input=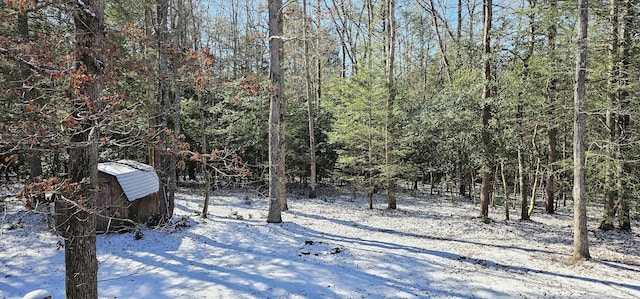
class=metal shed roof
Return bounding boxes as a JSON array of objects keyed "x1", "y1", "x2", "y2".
[{"x1": 98, "y1": 160, "x2": 159, "y2": 202}]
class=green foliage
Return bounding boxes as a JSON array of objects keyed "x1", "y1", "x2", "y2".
[
  {"x1": 285, "y1": 98, "x2": 337, "y2": 182},
  {"x1": 325, "y1": 65, "x2": 387, "y2": 189}
]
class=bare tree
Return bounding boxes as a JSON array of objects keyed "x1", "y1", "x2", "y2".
[
  {"x1": 615, "y1": 0, "x2": 632, "y2": 231},
  {"x1": 479, "y1": 0, "x2": 492, "y2": 220},
  {"x1": 601, "y1": 0, "x2": 619, "y2": 230},
  {"x1": 153, "y1": 0, "x2": 176, "y2": 221},
  {"x1": 573, "y1": 0, "x2": 590, "y2": 261},
  {"x1": 267, "y1": 0, "x2": 285, "y2": 223},
  {"x1": 303, "y1": 0, "x2": 318, "y2": 199},
  {"x1": 385, "y1": 0, "x2": 397, "y2": 209},
  {"x1": 545, "y1": 0, "x2": 558, "y2": 215}
]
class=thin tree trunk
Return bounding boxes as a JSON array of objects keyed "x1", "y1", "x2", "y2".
[
  {"x1": 155, "y1": 0, "x2": 175, "y2": 221},
  {"x1": 545, "y1": 0, "x2": 559, "y2": 214},
  {"x1": 512, "y1": 168, "x2": 518, "y2": 209},
  {"x1": 385, "y1": 0, "x2": 397, "y2": 209},
  {"x1": 315, "y1": 0, "x2": 322, "y2": 102},
  {"x1": 479, "y1": 0, "x2": 492, "y2": 220},
  {"x1": 545, "y1": 126, "x2": 557, "y2": 214},
  {"x1": 199, "y1": 91, "x2": 211, "y2": 218},
  {"x1": 267, "y1": 0, "x2": 285, "y2": 223},
  {"x1": 616, "y1": 0, "x2": 631, "y2": 231},
  {"x1": 170, "y1": 0, "x2": 183, "y2": 203},
  {"x1": 528, "y1": 157, "x2": 540, "y2": 217},
  {"x1": 518, "y1": 148, "x2": 529, "y2": 220},
  {"x1": 368, "y1": 105, "x2": 374, "y2": 210},
  {"x1": 500, "y1": 161, "x2": 509, "y2": 220},
  {"x1": 425, "y1": 0, "x2": 452, "y2": 83},
  {"x1": 303, "y1": 0, "x2": 317, "y2": 199},
  {"x1": 573, "y1": 0, "x2": 590, "y2": 261},
  {"x1": 457, "y1": 0, "x2": 462, "y2": 60},
  {"x1": 600, "y1": 0, "x2": 619, "y2": 231}
]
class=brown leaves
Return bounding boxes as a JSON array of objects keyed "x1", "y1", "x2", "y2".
[
  {"x1": 210, "y1": 149, "x2": 219, "y2": 161},
  {"x1": 50, "y1": 71, "x2": 65, "y2": 82},
  {"x1": 18, "y1": 176, "x2": 61, "y2": 205},
  {"x1": 60, "y1": 115, "x2": 78, "y2": 128},
  {"x1": 240, "y1": 76, "x2": 261, "y2": 95},
  {"x1": 196, "y1": 76, "x2": 205, "y2": 90},
  {"x1": 4, "y1": 0, "x2": 36, "y2": 14},
  {"x1": 25, "y1": 103, "x2": 37, "y2": 112},
  {"x1": 190, "y1": 152, "x2": 202, "y2": 161},
  {"x1": 4, "y1": 154, "x2": 18, "y2": 164}
]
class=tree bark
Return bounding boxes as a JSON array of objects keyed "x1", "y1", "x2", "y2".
[
  {"x1": 545, "y1": 0, "x2": 558, "y2": 215},
  {"x1": 518, "y1": 148, "x2": 529, "y2": 220},
  {"x1": 385, "y1": 0, "x2": 397, "y2": 209},
  {"x1": 600, "y1": 0, "x2": 619, "y2": 230},
  {"x1": 199, "y1": 92, "x2": 211, "y2": 218},
  {"x1": 155, "y1": 0, "x2": 175, "y2": 221},
  {"x1": 479, "y1": 0, "x2": 492, "y2": 219},
  {"x1": 57, "y1": 0, "x2": 105, "y2": 297},
  {"x1": 425, "y1": 0, "x2": 452, "y2": 83},
  {"x1": 573, "y1": 0, "x2": 590, "y2": 261},
  {"x1": 267, "y1": 0, "x2": 285, "y2": 223},
  {"x1": 615, "y1": 0, "x2": 631, "y2": 231},
  {"x1": 500, "y1": 161, "x2": 509, "y2": 220},
  {"x1": 303, "y1": 0, "x2": 317, "y2": 199}
]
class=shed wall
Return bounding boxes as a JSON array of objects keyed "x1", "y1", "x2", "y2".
[{"x1": 96, "y1": 172, "x2": 158, "y2": 233}]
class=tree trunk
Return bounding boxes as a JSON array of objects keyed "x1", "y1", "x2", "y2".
[
  {"x1": 479, "y1": 0, "x2": 492, "y2": 220},
  {"x1": 385, "y1": 0, "x2": 397, "y2": 210},
  {"x1": 527, "y1": 157, "x2": 540, "y2": 217},
  {"x1": 615, "y1": 0, "x2": 631, "y2": 231},
  {"x1": 58, "y1": 0, "x2": 105, "y2": 296},
  {"x1": 303, "y1": 0, "x2": 317, "y2": 199},
  {"x1": 267, "y1": 0, "x2": 285, "y2": 223},
  {"x1": 155, "y1": 0, "x2": 175, "y2": 221},
  {"x1": 199, "y1": 92, "x2": 211, "y2": 218},
  {"x1": 500, "y1": 161, "x2": 509, "y2": 220},
  {"x1": 600, "y1": 0, "x2": 619, "y2": 231},
  {"x1": 426, "y1": 0, "x2": 452, "y2": 84},
  {"x1": 545, "y1": 126, "x2": 557, "y2": 214},
  {"x1": 456, "y1": 0, "x2": 462, "y2": 59},
  {"x1": 545, "y1": 0, "x2": 558, "y2": 215},
  {"x1": 17, "y1": 10, "x2": 44, "y2": 186},
  {"x1": 573, "y1": 0, "x2": 590, "y2": 261},
  {"x1": 518, "y1": 148, "x2": 529, "y2": 220},
  {"x1": 316, "y1": 0, "x2": 322, "y2": 102}
]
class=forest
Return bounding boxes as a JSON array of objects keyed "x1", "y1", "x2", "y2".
[{"x1": 0, "y1": 0, "x2": 639, "y2": 298}]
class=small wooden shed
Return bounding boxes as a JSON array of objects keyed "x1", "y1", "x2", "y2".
[{"x1": 96, "y1": 160, "x2": 159, "y2": 233}]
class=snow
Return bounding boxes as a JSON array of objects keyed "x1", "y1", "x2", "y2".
[
  {"x1": 98, "y1": 160, "x2": 159, "y2": 202},
  {"x1": 1, "y1": 185, "x2": 639, "y2": 299}
]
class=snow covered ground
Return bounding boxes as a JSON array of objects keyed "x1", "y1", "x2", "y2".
[{"x1": 1, "y1": 185, "x2": 639, "y2": 299}]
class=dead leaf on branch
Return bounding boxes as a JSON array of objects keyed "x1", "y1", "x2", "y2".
[
  {"x1": 189, "y1": 152, "x2": 200, "y2": 160},
  {"x1": 50, "y1": 71, "x2": 65, "y2": 82},
  {"x1": 25, "y1": 103, "x2": 37, "y2": 112},
  {"x1": 4, "y1": 154, "x2": 18, "y2": 163},
  {"x1": 61, "y1": 115, "x2": 78, "y2": 128}
]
